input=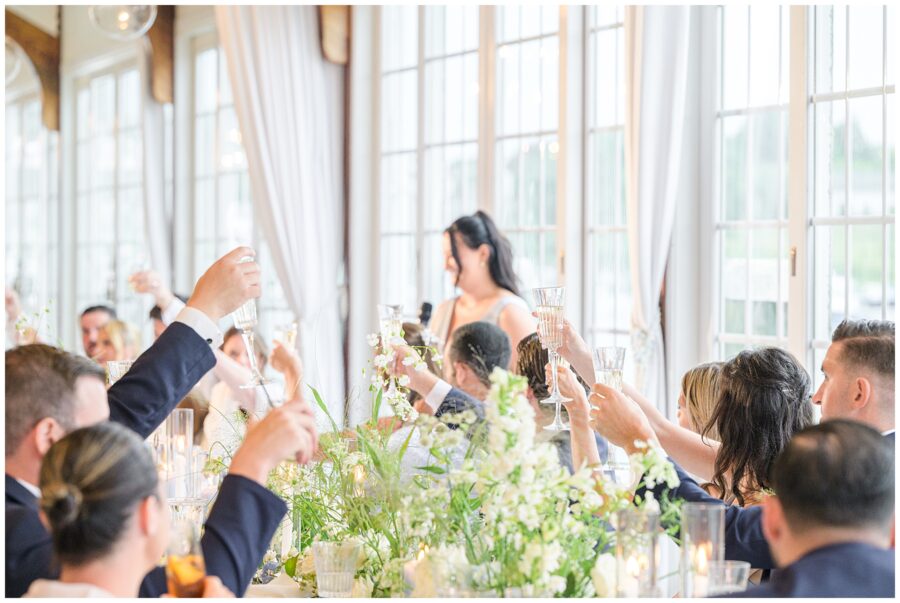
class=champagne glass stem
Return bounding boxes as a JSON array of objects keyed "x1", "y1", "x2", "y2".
[
  {"x1": 553, "y1": 399, "x2": 563, "y2": 429},
  {"x1": 550, "y1": 350, "x2": 562, "y2": 398},
  {"x1": 241, "y1": 330, "x2": 263, "y2": 382}
]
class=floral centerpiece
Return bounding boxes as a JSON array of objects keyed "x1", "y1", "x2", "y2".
[{"x1": 207, "y1": 341, "x2": 682, "y2": 597}]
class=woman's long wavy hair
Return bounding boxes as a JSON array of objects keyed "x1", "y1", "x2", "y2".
[
  {"x1": 705, "y1": 347, "x2": 814, "y2": 506},
  {"x1": 446, "y1": 211, "x2": 521, "y2": 296}
]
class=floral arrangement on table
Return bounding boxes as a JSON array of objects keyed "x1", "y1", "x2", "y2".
[{"x1": 207, "y1": 337, "x2": 682, "y2": 597}]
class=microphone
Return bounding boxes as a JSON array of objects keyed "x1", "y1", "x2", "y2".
[{"x1": 419, "y1": 302, "x2": 433, "y2": 327}]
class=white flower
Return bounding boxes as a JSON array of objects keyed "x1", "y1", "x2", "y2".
[
  {"x1": 398, "y1": 375, "x2": 410, "y2": 387},
  {"x1": 366, "y1": 333, "x2": 380, "y2": 347},
  {"x1": 414, "y1": 360, "x2": 427, "y2": 373},
  {"x1": 432, "y1": 353, "x2": 443, "y2": 363},
  {"x1": 373, "y1": 354, "x2": 390, "y2": 369},
  {"x1": 402, "y1": 355, "x2": 416, "y2": 366}
]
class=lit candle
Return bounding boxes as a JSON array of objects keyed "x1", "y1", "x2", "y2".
[
  {"x1": 620, "y1": 554, "x2": 641, "y2": 598},
  {"x1": 691, "y1": 542, "x2": 711, "y2": 597},
  {"x1": 351, "y1": 464, "x2": 367, "y2": 497}
]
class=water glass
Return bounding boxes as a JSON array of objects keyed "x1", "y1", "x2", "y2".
[
  {"x1": 681, "y1": 502, "x2": 725, "y2": 597},
  {"x1": 166, "y1": 517, "x2": 206, "y2": 597},
  {"x1": 164, "y1": 409, "x2": 194, "y2": 501},
  {"x1": 593, "y1": 346, "x2": 626, "y2": 390},
  {"x1": 614, "y1": 507, "x2": 661, "y2": 597},
  {"x1": 313, "y1": 540, "x2": 361, "y2": 598},
  {"x1": 707, "y1": 561, "x2": 751, "y2": 595},
  {"x1": 106, "y1": 360, "x2": 134, "y2": 385}
]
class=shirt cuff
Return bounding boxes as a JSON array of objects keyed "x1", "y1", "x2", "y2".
[
  {"x1": 424, "y1": 379, "x2": 453, "y2": 412},
  {"x1": 175, "y1": 306, "x2": 223, "y2": 348},
  {"x1": 161, "y1": 297, "x2": 187, "y2": 326}
]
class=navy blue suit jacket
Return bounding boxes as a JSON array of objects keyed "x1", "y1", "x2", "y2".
[
  {"x1": 728, "y1": 542, "x2": 894, "y2": 598},
  {"x1": 6, "y1": 321, "x2": 287, "y2": 597}
]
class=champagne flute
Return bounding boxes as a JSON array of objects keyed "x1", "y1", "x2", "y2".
[
  {"x1": 231, "y1": 298, "x2": 271, "y2": 389},
  {"x1": 377, "y1": 304, "x2": 403, "y2": 398},
  {"x1": 593, "y1": 346, "x2": 633, "y2": 483},
  {"x1": 273, "y1": 321, "x2": 299, "y2": 350},
  {"x1": 533, "y1": 287, "x2": 570, "y2": 432},
  {"x1": 166, "y1": 517, "x2": 206, "y2": 597}
]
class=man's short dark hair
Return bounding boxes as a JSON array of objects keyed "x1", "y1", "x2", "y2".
[
  {"x1": 771, "y1": 419, "x2": 894, "y2": 533},
  {"x1": 80, "y1": 305, "x2": 117, "y2": 320},
  {"x1": 5, "y1": 345, "x2": 79, "y2": 456},
  {"x1": 449, "y1": 321, "x2": 511, "y2": 387},
  {"x1": 831, "y1": 319, "x2": 894, "y2": 380}
]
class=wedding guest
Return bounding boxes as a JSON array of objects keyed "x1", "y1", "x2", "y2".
[
  {"x1": 730, "y1": 420, "x2": 894, "y2": 597},
  {"x1": 587, "y1": 319, "x2": 895, "y2": 571},
  {"x1": 812, "y1": 319, "x2": 895, "y2": 436},
  {"x1": 6, "y1": 247, "x2": 270, "y2": 597},
  {"x1": 391, "y1": 321, "x2": 512, "y2": 421},
  {"x1": 79, "y1": 304, "x2": 116, "y2": 360},
  {"x1": 429, "y1": 211, "x2": 534, "y2": 375},
  {"x1": 129, "y1": 268, "x2": 284, "y2": 413},
  {"x1": 94, "y1": 319, "x2": 142, "y2": 364},
  {"x1": 676, "y1": 363, "x2": 723, "y2": 439},
  {"x1": 515, "y1": 333, "x2": 609, "y2": 473},
  {"x1": 203, "y1": 328, "x2": 303, "y2": 455},
  {"x1": 24, "y1": 423, "x2": 233, "y2": 598},
  {"x1": 26, "y1": 397, "x2": 318, "y2": 598}
]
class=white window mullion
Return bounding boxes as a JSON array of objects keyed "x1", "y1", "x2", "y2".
[
  {"x1": 786, "y1": 6, "x2": 809, "y2": 366},
  {"x1": 478, "y1": 6, "x2": 495, "y2": 215}
]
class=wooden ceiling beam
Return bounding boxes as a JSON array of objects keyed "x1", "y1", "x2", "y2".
[{"x1": 6, "y1": 8, "x2": 60, "y2": 130}]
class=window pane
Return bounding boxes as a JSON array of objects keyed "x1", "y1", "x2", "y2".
[
  {"x1": 750, "y1": 111, "x2": 782, "y2": 220},
  {"x1": 722, "y1": 6, "x2": 749, "y2": 110},
  {"x1": 849, "y1": 224, "x2": 883, "y2": 320},
  {"x1": 721, "y1": 115, "x2": 747, "y2": 221},
  {"x1": 812, "y1": 100, "x2": 846, "y2": 217},
  {"x1": 721, "y1": 229, "x2": 748, "y2": 334},
  {"x1": 814, "y1": 6, "x2": 847, "y2": 93},
  {"x1": 748, "y1": 6, "x2": 782, "y2": 107},
  {"x1": 424, "y1": 6, "x2": 478, "y2": 58},
  {"x1": 749, "y1": 228, "x2": 780, "y2": 336},
  {"x1": 379, "y1": 235, "x2": 417, "y2": 311},
  {"x1": 381, "y1": 70, "x2": 417, "y2": 152},
  {"x1": 847, "y1": 6, "x2": 883, "y2": 90},
  {"x1": 382, "y1": 6, "x2": 418, "y2": 72},
  {"x1": 195, "y1": 48, "x2": 217, "y2": 115},
  {"x1": 118, "y1": 69, "x2": 140, "y2": 129},
  {"x1": 848, "y1": 95, "x2": 883, "y2": 217},
  {"x1": 380, "y1": 153, "x2": 417, "y2": 234}
]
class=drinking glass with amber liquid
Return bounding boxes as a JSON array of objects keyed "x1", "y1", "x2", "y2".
[{"x1": 166, "y1": 518, "x2": 206, "y2": 598}]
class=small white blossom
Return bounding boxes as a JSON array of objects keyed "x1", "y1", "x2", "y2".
[
  {"x1": 402, "y1": 355, "x2": 416, "y2": 366},
  {"x1": 366, "y1": 333, "x2": 380, "y2": 347},
  {"x1": 398, "y1": 375, "x2": 410, "y2": 387},
  {"x1": 414, "y1": 360, "x2": 427, "y2": 373}
]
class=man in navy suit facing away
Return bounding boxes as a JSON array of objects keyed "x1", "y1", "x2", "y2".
[{"x1": 729, "y1": 419, "x2": 894, "y2": 598}]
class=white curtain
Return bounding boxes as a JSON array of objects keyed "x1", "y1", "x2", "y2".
[
  {"x1": 215, "y1": 6, "x2": 346, "y2": 429},
  {"x1": 139, "y1": 39, "x2": 172, "y2": 288},
  {"x1": 624, "y1": 7, "x2": 692, "y2": 407}
]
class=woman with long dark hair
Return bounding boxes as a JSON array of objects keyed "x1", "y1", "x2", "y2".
[{"x1": 430, "y1": 210, "x2": 535, "y2": 373}]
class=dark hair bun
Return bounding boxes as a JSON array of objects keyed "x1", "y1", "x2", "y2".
[{"x1": 42, "y1": 482, "x2": 84, "y2": 528}]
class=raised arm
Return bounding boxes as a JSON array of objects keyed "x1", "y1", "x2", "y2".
[
  {"x1": 552, "y1": 363, "x2": 602, "y2": 470},
  {"x1": 621, "y1": 382, "x2": 720, "y2": 481},
  {"x1": 111, "y1": 247, "x2": 261, "y2": 438}
]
